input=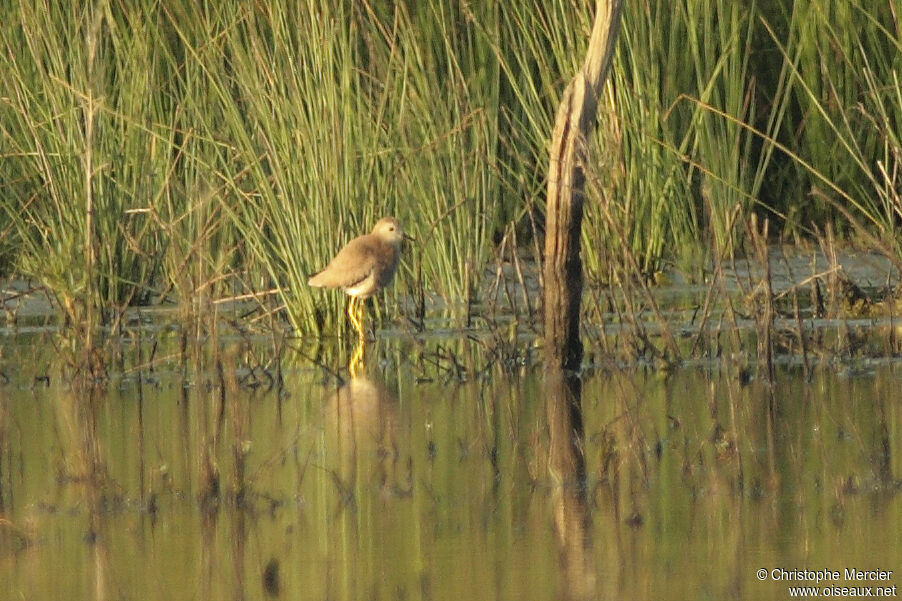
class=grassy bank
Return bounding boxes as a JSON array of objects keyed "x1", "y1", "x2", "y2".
[{"x1": 1, "y1": 0, "x2": 900, "y2": 338}]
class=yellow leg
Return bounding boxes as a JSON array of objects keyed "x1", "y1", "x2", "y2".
[
  {"x1": 356, "y1": 299, "x2": 365, "y2": 344},
  {"x1": 347, "y1": 297, "x2": 366, "y2": 377},
  {"x1": 346, "y1": 296, "x2": 356, "y2": 330},
  {"x1": 347, "y1": 297, "x2": 365, "y2": 343},
  {"x1": 349, "y1": 335, "x2": 365, "y2": 378}
]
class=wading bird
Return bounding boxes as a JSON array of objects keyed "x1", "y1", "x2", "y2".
[{"x1": 307, "y1": 216, "x2": 406, "y2": 345}]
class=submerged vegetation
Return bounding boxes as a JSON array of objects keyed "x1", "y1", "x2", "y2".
[{"x1": 1, "y1": 0, "x2": 901, "y2": 351}]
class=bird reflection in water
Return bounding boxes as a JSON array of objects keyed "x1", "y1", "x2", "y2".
[{"x1": 322, "y1": 375, "x2": 409, "y2": 505}]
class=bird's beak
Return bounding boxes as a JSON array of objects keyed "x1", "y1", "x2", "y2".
[{"x1": 403, "y1": 233, "x2": 416, "y2": 242}]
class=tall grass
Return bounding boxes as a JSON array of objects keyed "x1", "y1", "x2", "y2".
[
  {"x1": 587, "y1": 0, "x2": 700, "y2": 275},
  {"x1": 0, "y1": 0, "x2": 174, "y2": 326},
  {"x1": 1, "y1": 0, "x2": 900, "y2": 339},
  {"x1": 158, "y1": 1, "x2": 503, "y2": 334},
  {"x1": 767, "y1": 0, "x2": 902, "y2": 255}
]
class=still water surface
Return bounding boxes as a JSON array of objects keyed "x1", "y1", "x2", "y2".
[{"x1": 1, "y1": 334, "x2": 900, "y2": 600}]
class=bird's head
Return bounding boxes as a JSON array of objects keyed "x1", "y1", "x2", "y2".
[{"x1": 372, "y1": 216, "x2": 407, "y2": 246}]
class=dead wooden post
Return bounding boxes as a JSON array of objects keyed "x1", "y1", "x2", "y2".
[{"x1": 543, "y1": 0, "x2": 623, "y2": 371}]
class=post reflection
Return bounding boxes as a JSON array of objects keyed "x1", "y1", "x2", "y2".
[{"x1": 544, "y1": 367, "x2": 595, "y2": 601}]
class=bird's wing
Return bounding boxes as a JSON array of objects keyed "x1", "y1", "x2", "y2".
[{"x1": 307, "y1": 236, "x2": 378, "y2": 289}]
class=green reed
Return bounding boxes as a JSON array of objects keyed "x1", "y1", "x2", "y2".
[
  {"x1": 1, "y1": 0, "x2": 901, "y2": 339},
  {"x1": 0, "y1": 0, "x2": 174, "y2": 326},
  {"x1": 158, "y1": 1, "x2": 506, "y2": 333},
  {"x1": 767, "y1": 0, "x2": 902, "y2": 255}
]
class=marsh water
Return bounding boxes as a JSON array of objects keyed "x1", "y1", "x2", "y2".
[
  {"x1": 2, "y1": 248, "x2": 902, "y2": 601},
  {"x1": 2, "y1": 337, "x2": 901, "y2": 600}
]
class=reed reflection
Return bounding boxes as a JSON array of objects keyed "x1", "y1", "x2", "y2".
[
  {"x1": 200, "y1": 348, "x2": 253, "y2": 601},
  {"x1": 55, "y1": 386, "x2": 114, "y2": 601}
]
